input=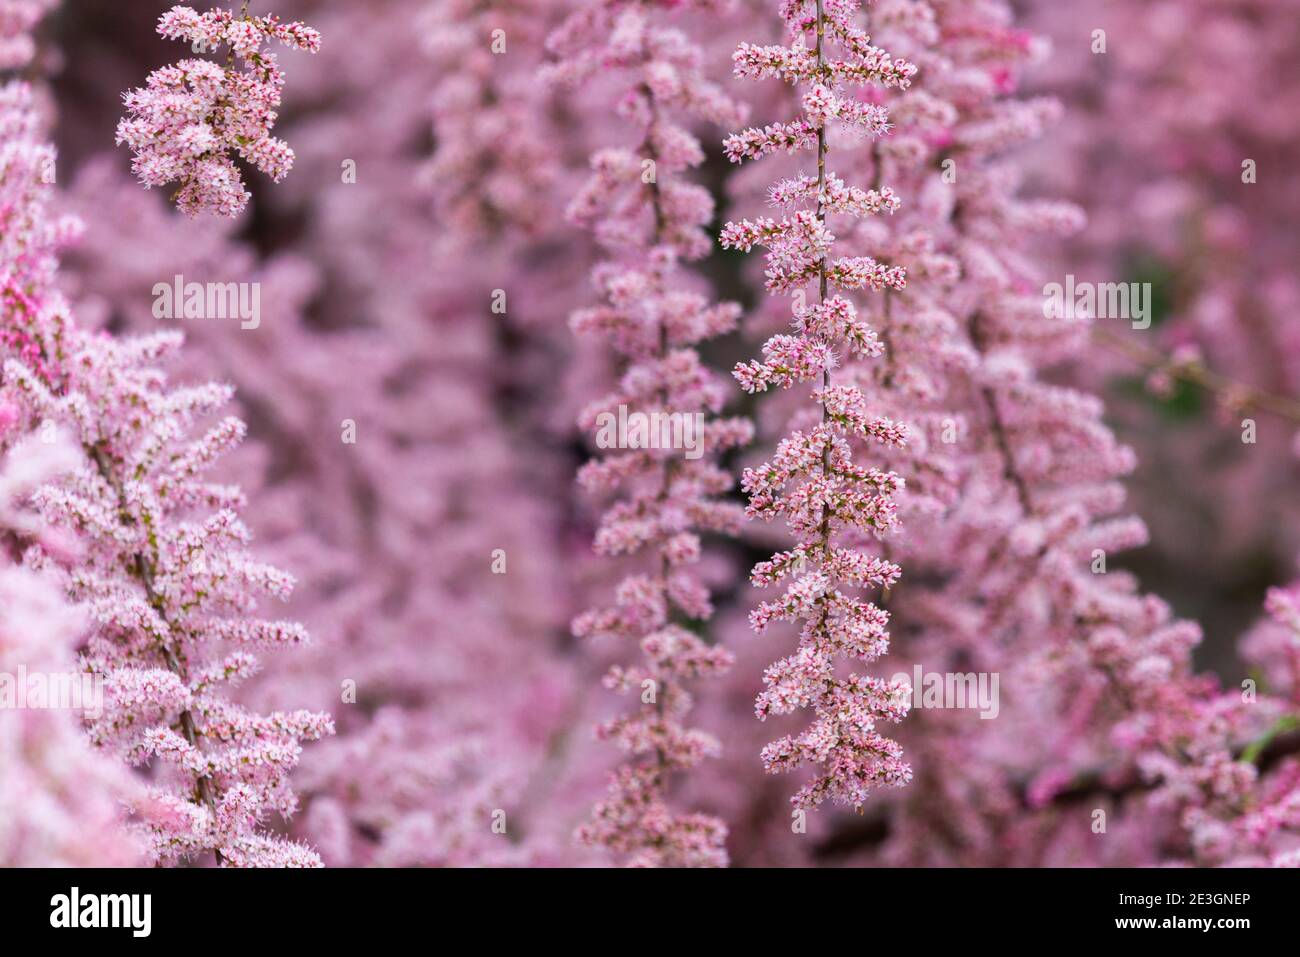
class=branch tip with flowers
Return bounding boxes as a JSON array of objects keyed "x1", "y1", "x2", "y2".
[
  {"x1": 115, "y1": 4, "x2": 320, "y2": 217},
  {"x1": 548, "y1": 0, "x2": 754, "y2": 866}
]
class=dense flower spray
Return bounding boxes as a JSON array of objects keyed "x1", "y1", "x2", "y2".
[
  {"x1": 548, "y1": 0, "x2": 754, "y2": 866},
  {"x1": 722, "y1": 0, "x2": 916, "y2": 811},
  {"x1": 115, "y1": 4, "x2": 320, "y2": 217},
  {"x1": 2, "y1": 79, "x2": 331, "y2": 867},
  {"x1": 769, "y1": 0, "x2": 1300, "y2": 868}
]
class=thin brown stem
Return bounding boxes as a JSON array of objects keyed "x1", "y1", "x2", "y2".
[
  {"x1": 814, "y1": 0, "x2": 832, "y2": 550},
  {"x1": 1093, "y1": 326, "x2": 1300, "y2": 424},
  {"x1": 969, "y1": 312, "x2": 1032, "y2": 514},
  {"x1": 640, "y1": 85, "x2": 675, "y2": 788}
]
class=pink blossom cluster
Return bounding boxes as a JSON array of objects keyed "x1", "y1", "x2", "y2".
[
  {"x1": 2, "y1": 78, "x2": 331, "y2": 867},
  {"x1": 722, "y1": 0, "x2": 916, "y2": 812},
  {"x1": 422, "y1": 0, "x2": 561, "y2": 238},
  {"x1": 115, "y1": 5, "x2": 320, "y2": 217},
  {"x1": 549, "y1": 0, "x2": 755, "y2": 866}
]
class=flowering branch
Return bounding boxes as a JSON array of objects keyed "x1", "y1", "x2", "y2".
[
  {"x1": 549, "y1": 0, "x2": 753, "y2": 866},
  {"x1": 116, "y1": 4, "x2": 320, "y2": 217},
  {"x1": 723, "y1": 0, "x2": 915, "y2": 812},
  {"x1": 1093, "y1": 326, "x2": 1300, "y2": 425},
  {"x1": 2, "y1": 79, "x2": 331, "y2": 867}
]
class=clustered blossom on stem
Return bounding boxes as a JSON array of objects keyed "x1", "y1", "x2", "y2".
[
  {"x1": 2, "y1": 79, "x2": 332, "y2": 867},
  {"x1": 547, "y1": 0, "x2": 753, "y2": 866},
  {"x1": 785, "y1": 0, "x2": 1300, "y2": 867},
  {"x1": 722, "y1": 0, "x2": 916, "y2": 811},
  {"x1": 115, "y1": 4, "x2": 320, "y2": 217}
]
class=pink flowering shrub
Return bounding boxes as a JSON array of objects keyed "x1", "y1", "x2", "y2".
[
  {"x1": 115, "y1": 5, "x2": 320, "y2": 217},
  {"x1": 2, "y1": 0, "x2": 1297, "y2": 871},
  {"x1": 11, "y1": 327, "x2": 336, "y2": 867}
]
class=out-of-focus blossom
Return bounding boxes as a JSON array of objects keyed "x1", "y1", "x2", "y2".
[
  {"x1": 550, "y1": 0, "x2": 754, "y2": 866},
  {"x1": 0, "y1": 433, "x2": 143, "y2": 868},
  {"x1": 0, "y1": 0, "x2": 55, "y2": 70}
]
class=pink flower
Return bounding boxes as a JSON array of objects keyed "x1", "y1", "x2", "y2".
[
  {"x1": 3, "y1": 78, "x2": 331, "y2": 867},
  {"x1": 115, "y1": 5, "x2": 320, "y2": 217},
  {"x1": 724, "y1": 0, "x2": 912, "y2": 812},
  {"x1": 550, "y1": 0, "x2": 752, "y2": 866}
]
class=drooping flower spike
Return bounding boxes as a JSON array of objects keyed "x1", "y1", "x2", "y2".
[
  {"x1": 723, "y1": 0, "x2": 916, "y2": 811},
  {"x1": 549, "y1": 0, "x2": 754, "y2": 866}
]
